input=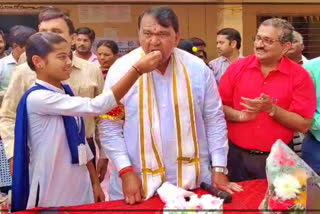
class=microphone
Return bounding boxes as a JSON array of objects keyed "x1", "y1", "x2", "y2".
[{"x1": 200, "y1": 182, "x2": 232, "y2": 203}]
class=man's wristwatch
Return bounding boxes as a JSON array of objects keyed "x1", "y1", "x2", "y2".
[{"x1": 212, "y1": 166, "x2": 228, "y2": 175}]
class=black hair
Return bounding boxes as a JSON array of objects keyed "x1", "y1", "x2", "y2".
[
  {"x1": 198, "y1": 49, "x2": 207, "y2": 59},
  {"x1": 190, "y1": 37, "x2": 206, "y2": 47},
  {"x1": 38, "y1": 7, "x2": 75, "y2": 35},
  {"x1": 38, "y1": 7, "x2": 62, "y2": 21},
  {"x1": 96, "y1": 40, "x2": 119, "y2": 55},
  {"x1": 7, "y1": 25, "x2": 36, "y2": 48},
  {"x1": 178, "y1": 39, "x2": 195, "y2": 54},
  {"x1": 0, "y1": 29, "x2": 4, "y2": 39},
  {"x1": 26, "y1": 32, "x2": 67, "y2": 71},
  {"x1": 75, "y1": 27, "x2": 95, "y2": 42},
  {"x1": 217, "y1": 28, "x2": 242, "y2": 50},
  {"x1": 138, "y1": 6, "x2": 179, "y2": 33}
]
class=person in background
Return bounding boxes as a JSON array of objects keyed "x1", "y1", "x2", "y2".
[
  {"x1": 286, "y1": 31, "x2": 308, "y2": 65},
  {"x1": 190, "y1": 37, "x2": 209, "y2": 64},
  {"x1": 96, "y1": 40, "x2": 120, "y2": 79},
  {"x1": 0, "y1": 25, "x2": 36, "y2": 104},
  {"x1": 190, "y1": 37, "x2": 206, "y2": 51},
  {"x1": 285, "y1": 31, "x2": 308, "y2": 155},
  {"x1": 301, "y1": 50, "x2": 320, "y2": 174},
  {"x1": 177, "y1": 39, "x2": 196, "y2": 55},
  {"x1": 209, "y1": 28, "x2": 242, "y2": 84},
  {"x1": 96, "y1": 39, "x2": 121, "y2": 199},
  {"x1": 197, "y1": 50, "x2": 209, "y2": 65},
  {"x1": 0, "y1": 30, "x2": 6, "y2": 59},
  {"x1": 74, "y1": 27, "x2": 98, "y2": 64},
  {"x1": 0, "y1": 26, "x2": 36, "y2": 196}
]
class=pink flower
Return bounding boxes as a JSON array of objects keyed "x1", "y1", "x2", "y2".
[
  {"x1": 196, "y1": 204, "x2": 203, "y2": 209},
  {"x1": 268, "y1": 197, "x2": 295, "y2": 210},
  {"x1": 274, "y1": 148, "x2": 295, "y2": 166}
]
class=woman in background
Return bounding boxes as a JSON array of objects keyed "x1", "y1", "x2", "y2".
[
  {"x1": 96, "y1": 40, "x2": 122, "y2": 200},
  {"x1": 96, "y1": 40, "x2": 119, "y2": 79}
]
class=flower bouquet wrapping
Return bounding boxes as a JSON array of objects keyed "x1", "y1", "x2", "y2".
[
  {"x1": 259, "y1": 139, "x2": 318, "y2": 214},
  {"x1": 158, "y1": 182, "x2": 223, "y2": 214}
]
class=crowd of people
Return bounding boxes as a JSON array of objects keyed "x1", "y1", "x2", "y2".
[{"x1": 0, "y1": 5, "x2": 319, "y2": 212}]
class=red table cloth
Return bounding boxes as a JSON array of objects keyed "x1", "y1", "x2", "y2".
[{"x1": 17, "y1": 179, "x2": 267, "y2": 214}]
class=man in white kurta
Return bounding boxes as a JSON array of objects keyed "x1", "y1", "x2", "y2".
[
  {"x1": 100, "y1": 46, "x2": 229, "y2": 200},
  {"x1": 25, "y1": 79, "x2": 117, "y2": 209},
  {"x1": 99, "y1": 7, "x2": 243, "y2": 204}
]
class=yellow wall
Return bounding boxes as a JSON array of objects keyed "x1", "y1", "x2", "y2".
[
  {"x1": 66, "y1": 4, "x2": 219, "y2": 60},
  {"x1": 2, "y1": 3, "x2": 320, "y2": 59},
  {"x1": 1, "y1": 3, "x2": 220, "y2": 60}
]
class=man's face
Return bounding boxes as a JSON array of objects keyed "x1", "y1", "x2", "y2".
[
  {"x1": 14, "y1": 45, "x2": 26, "y2": 61},
  {"x1": 0, "y1": 35, "x2": 5, "y2": 56},
  {"x1": 216, "y1": 35, "x2": 233, "y2": 57},
  {"x1": 38, "y1": 18, "x2": 72, "y2": 44},
  {"x1": 75, "y1": 34, "x2": 92, "y2": 55},
  {"x1": 138, "y1": 14, "x2": 180, "y2": 65},
  {"x1": 286, "y1": 37, "x2": 303, "y2": 60},
  {"x1": 254, "y1": 25, "x2": 291, "y2": 62}
]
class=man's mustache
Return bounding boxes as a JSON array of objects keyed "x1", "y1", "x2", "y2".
[{"x1": 255, "y1": 48, "x2": 265, "y2": 51}]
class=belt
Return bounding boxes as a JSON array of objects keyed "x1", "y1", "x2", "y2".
[
  {"x1": 231, "y1": 140, "x2": 294, "y2": 155},
  {"x1": 230, "y1": 142, "x2": 270, "y2": 155},
  {"x1": 248, "y1": 149, "x2": 269, "y2": 155}
]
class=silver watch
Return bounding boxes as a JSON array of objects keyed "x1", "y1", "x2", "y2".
[{"x1": 212, "y1": 166, "x2": 228, "y2": 175}]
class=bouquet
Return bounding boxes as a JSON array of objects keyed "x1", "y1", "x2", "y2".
[
  {"x1": 259, "y1": 139, "x2": 318, "y2": 214},
  {"x1": 157, "y1": 182, "x2": 223, "y2": 214}
]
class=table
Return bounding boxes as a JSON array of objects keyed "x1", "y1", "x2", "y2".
[{"x1": 17, "y1": 179, "x2": 268, "y2": 214}]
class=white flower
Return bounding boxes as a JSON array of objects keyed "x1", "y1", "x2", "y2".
[{"x1": 273, "y1": 174, "x2": 301, "y2": 200}]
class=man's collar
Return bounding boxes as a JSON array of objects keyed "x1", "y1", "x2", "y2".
[
  {"x1": 248, "y1": 55, "x2": 290, "y2": 75},
  {"x1": 220, "y1": 56, "x2": 229, "y2": 62},
  {"x1": 71, "y1": 53, "x2": 84, "y2": 70},
  {"x1": 6, "y1": 53, "x2": 18, "y2": 64},
  {"x1": 221, "y1": 55, "x2": 243, "y2": 63},
  {"x1": 297, "y1": 58, "x2": 304, "y2": 65},
  {"x1": 277, "y1": 57, "x2": 290, "y2": 75}
]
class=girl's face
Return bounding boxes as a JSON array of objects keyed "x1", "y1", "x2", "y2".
[{"x1": 35, "y1": 41, "x2": 72, "y2": 87}]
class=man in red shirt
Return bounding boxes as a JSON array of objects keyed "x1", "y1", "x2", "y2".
[{"x1": 219, "y1": 18, "x2": 316, "y2": 181}]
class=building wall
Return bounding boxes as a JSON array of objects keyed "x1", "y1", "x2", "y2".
[
  {"x1": 242, "y1": 4, "x2": 320, "y2": 56},
  {"x1": 66, "y1": 4, "x2": 219, "y2": 60},
  {"x1": 0, "y1": 4, "x2": 219, "y2": 60},
  {"x1": 1, "y1": 2, "x2": 320, "y2": 59}
]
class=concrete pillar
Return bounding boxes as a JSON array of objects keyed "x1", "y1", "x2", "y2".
[{"x1": 216, "y1": 4, "x2": 243, "y2": 55}]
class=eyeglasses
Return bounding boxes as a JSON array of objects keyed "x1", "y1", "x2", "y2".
[
  {"x1": 292, "y1": 39, "x2": 301, "y2": 44},
  {"x1": 253, "y1": 35, "x2": 280, "y2": 46}
]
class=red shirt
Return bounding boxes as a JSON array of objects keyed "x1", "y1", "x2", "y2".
[{"x1": 219, "y1": 55, "x2": 316, "y2": 151}]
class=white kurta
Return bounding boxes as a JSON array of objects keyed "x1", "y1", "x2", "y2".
[
  {"x1": 99, "y1": 47, "x2": 228, "y2": 200},
  {"x1": 25, "y1": 80, "x2": 117, "y2": 209}
]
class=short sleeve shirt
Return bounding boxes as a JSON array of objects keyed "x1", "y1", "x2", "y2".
[{"x1": 219, "y1": 55, "x2": 316, "y2": 151}]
